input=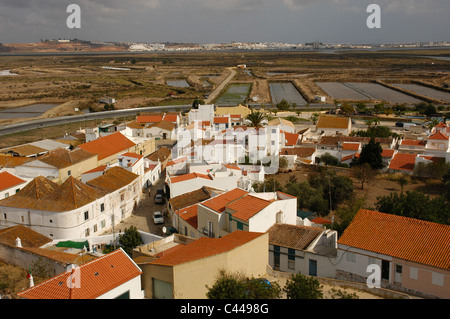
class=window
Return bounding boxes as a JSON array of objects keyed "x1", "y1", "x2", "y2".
[
  {"x1": 93, "y1": 224, "x2": 98, "y2": 233},
  {"x1": 100, "y1": 203, "x2": 105, "y2": 212},
  {"x1": 3, "y1": 213, "x2": 6, "y2": 220},
  {"x1": 49, "y1": 219, "x2": 53, "y2": 223},
  {"x1": 101, "y1": 220, "x2": 106, "y2": 228},
  {"x1": 21, "y1": 216, "x2": 25, "y2": 223},
  {"x1": 346, "y1": 252, "x2": 356, "y2": 263},
  {"x1": 432, "y1": 272, "x2": 444, "y2": 287},
  {"x1": 288, "y1": 248, "x2": 296, "y2": 270},
  {"x1": 4, "y1": 192, "x2": 9, "y2": 198},
  {"x1": 120, "y1": 194, "x2": 125, "y2": 202},
  {"x1": 16, "y1": 189, "x2": 20, "y2": 193},
  {"x1": 85, "y1": 228, "x2": 90, "y2": 236},
  {"x1": 84, "y1": 211, "x2": 89, "y2": 220},
  {"x1": 395, "y1": 265, "x2": 403, "y2": 274},
  {"x1": 67, "y1": 170, "x2": 71, "y2": 176},
  {"x1": 410, "y1": 266, "x2": 418, "y2": 280},
  {"x1": 237, "y1": 221, "x2": 244, "y2": 230}
]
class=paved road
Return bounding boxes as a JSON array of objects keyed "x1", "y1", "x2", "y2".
[{"x1": 0, "y1": 105, "x2": 192, "y2": 136}]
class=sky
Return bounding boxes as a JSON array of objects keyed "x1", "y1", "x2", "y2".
[{"x1": 0, "y1": 0, "x2": 449, "y2": 44}]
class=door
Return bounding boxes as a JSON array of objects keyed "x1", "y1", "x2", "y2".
[
  {"x1": 381, "y1": 260, "x2": 390, "y2": 281},
  {"x1": 309, "y1": 259, "x2": 318, "y2": 276},
  {"x1": 153, "y1": 278, "x2": 173, "y2": 299}
]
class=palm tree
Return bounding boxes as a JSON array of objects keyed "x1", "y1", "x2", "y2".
[{"x1": 246, "y1": 110, "x2": 266, "y2": 128}]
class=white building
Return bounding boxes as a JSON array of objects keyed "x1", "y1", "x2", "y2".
[
  {"x1": 0, "y1": 171, "x2": 30, "y2": 200},
  {"x1": 268, "y1": 223, "x2": 337, "y2": 278},
  {"x1": 0, "y1": 167, "x2": 141, "y2": 240}
]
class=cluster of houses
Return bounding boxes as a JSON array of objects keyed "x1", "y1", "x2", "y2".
[{"x1": 0, "y1": 104, "x2": 448, "y2": 299}]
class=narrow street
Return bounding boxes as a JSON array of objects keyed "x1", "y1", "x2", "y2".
[{"x1": 112, "y1": 170, "x2": 172, "y2": 237}]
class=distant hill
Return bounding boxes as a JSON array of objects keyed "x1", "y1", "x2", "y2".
[{"x1": 0, "y1": 40, "x2": 129, "y2": 53}]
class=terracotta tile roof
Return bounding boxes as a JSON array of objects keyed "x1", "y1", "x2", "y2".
[
  {"x1": 167, "y1": 156, "x2": 187, "y2": 167},
  {"x1": 169, "y1": 187, "x2": 212, "y2": 211},
  {"x1": 120, "y1": 152, "x2": 143, "y2": 160},
  {"x1": 401, "y1": 139, "x2": 427, "y2": 146},
  {"x1": 318, "y1": 136, "x2": 340, "y2": 146},
  {"x1": 311, "y1": 217, "x2": 332, "y2": 224},
  {"x1": 388, "y1": 153, "x2": 417, "y2": 171},
  {"x1": 0, "y1": 171, "x2": 26, "y2": 192},
  {"x1": 317, "y1": 116, "x2": 350, "y2": 129},
  {"x1": 37, "y1": 148, "x2": 96, "y2": 169},
  {"x1": 337, "y1": 209, "x2": 450, "y2": 270},
  {"x1": 341, "y1": 154, "x2": 355, "y2": 162},
  {"x1": 163, "y1": 114, "x2": 178, "y2": 123},
  {"x1": 1, "y1": 144, "x2": 48, "y2": 157},
  {"x1": 23, "y1": 247, "x2": 98, "y2": 265},
  {"x1": 137, "y1": 115, "x2": 164, "y2": 123},
  {"x1": 381, "y1": 149, "x2": 395, "y2": 158},
  {"x1": 284, "y1": 132, "x2": 300, "y2": 146},
  {"x1": 224, "y1": 163, "x2": 241, "y2": 171},
  {"x1": 175, "y1": 204, "x2": 199, "y2": 229},
  {"x1": 268, "y1": 118, "x2": 295, "y2": 128},
  {"x1": 341, "y1": 142, "x2": 360, "y2": 151},
  {"x1": 17, "y1": 248, "x2": 142, "y2": 299},
  {"x1": 148, "y1": 231, "x2": 265, "y2": 266},
  {"x1": 0, "y1": 176, "x2": 59, "y2": 209},
  {"x1": 435, "y1": 122, "x2": 447, "y2": 128},
  {"x1": 281, "y1": 147, "x2": 316, "y2": 157},
  {"x1": 126, "y1": 121, "x2": 145, "y2": 129},
  {"x1": 148, "y1": 120, "x2": 176, "y2": 131},
  {"x1": 79, "y1": 132, "x2": 136, "y2": 160},
  {"x1": 0, "y1": 225, "x2": 52, "y2": 248},
  {"x1": 201, "y1": 188, "x2": 248, "y2": 213},
  {"x1": 169, "y1": 172, "x2": 212, "y2": 184},
  {"x1": 268, "y1": 224, "x2": 323, "y2": 250},
  {"x1": 82, "y1": 165, "x2": 107, "y2": 175},
  {"x1": 34, "y1": 177, "x2": 107, "y2": 212},
  {"x1": 0, "y1": 155, "x2": 33, "y2": 168},
  {"x1": 87, "y1": 166, "x2": 139, "y2": 193},
  {"x1": 227, "y1": 195, "x2": 273, "y2": 221},
  {"x1": 428, "y1": 131, "x2": 449, "y2": 140},
  {"x1": 146, "y1": 147, "x2": 171, "y2": 162},
  {"x1": 214, "y1": 117, "x2": 229, "y2": 124}
]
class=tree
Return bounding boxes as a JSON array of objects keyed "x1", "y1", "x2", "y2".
[
  {"x1": 276, "y1": 98, "x2": 291, "y2": 111},
  {"x1": 375, "y1": 191, "x2": 450, "y2": 225},
  {"x1": 309, "y1": 112, "x2": 320, "y2": 125},
  {"x1": 340, "y1": 102, "x2": 354, "y2": 115},
  {"x1": 283, "y1": 272, "x2": 323, "y2": 299},
  {"x1": 397, "y1": 176, "x2": 408, "y2": 194},
  {"x1": 245, "y1": 110, "x2": 266, "y2": 128},
  {"x1": 358, "y1": 138, "x2": 384, "y2": 170},
  {"x1": 192, "y1": 97, "x2": 204, "y2": 109},
  {"x1": 206, "y1": 270, "x2": 281, "y2": 299},
  {"x1": 352, "y1": 162, "x2": 376, "y2": 190},
  {"x1": 118, "y1": 226, "x2": 143, "y2": 256},
  {"x1": 331, "y1": 196, "x2": 367, "y2": 236},
  {"x1": 318, "y1": 153, "x2": 340, "y2": 166}
]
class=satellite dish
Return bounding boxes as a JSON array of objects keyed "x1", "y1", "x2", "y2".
[{"x1": 162, "y1": 226, "x2": 167, "y2": 234}]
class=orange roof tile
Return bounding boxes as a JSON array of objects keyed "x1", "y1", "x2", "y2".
[
  {"x1": 79, "y1": 132, "x2": 135, "y2": 160},
  {"x1": 435, "y1": 122, "x2": 447, "y2": 128},
  {"x1": 201, "y1": 188, "x2": 248, "y2": 213},
  {"x1": 214, "y1": 117, "x2": 229, "y2": 124},
  {"x1": 341, "y1": 142, "x2": 360, "y2": 151},
  {"x1": 381, "y1": 149, "x2": 395, "y2": 158},
  {"x1": 170, "y1": 172, "x2": 212, "y2": 184},
  {"x1": 226, "y1": 195, "x2": 273, "y2": 221},
  {"x1": 317, "y1": 116, "x2": 350, "y2": 129},
  {"x1": 83, "y1": 165, "x2": 107, "y2": 174},
  {"x1": 338, "y1": 209, "x2": 450, "y2": 270},
  {"x1": 163, "y1": 114, "x2": 178, "y2": 123},
  {"x1": 0, "y1": 171, "x2": 26, "y2": 192},
  {"x1": 120, "y1": 152, "x2": 143, "y2": 159},
  {"x1": 0, "y1": 155, "x2": 33, "y2": 168},
  {"x1": 224, "y1": 163, "x2": 241, "y2": 171},
  {"x1": 311, "y1": 217, "x2": 332, "y2": 224},
  {"x1": 0, "y1": 225, "x2": 52, "y2": 248},
  {"x1": 389, "y1": 153, "x2": 417, "y2": 171},
  {"x1": 284, "y1": 132, "x2": 300, "y2": 146},
  {"x1": 341, "y1": 154, "x2": 355, "y2": 162},
  {"x1": 17, "y1": 248, "x2": 142, "y2": 299},
  {"x1": 166, "y1": 156, "x2": 187, "y2": 167},
  {"x1": 175, "y1": 204, "x2": 198, "y2": 229},
  {"x1": 428, "y1": 131, "x2": 449, "y2": 140},
  {"x1": 401, "y1": 139, "x2": 426, "y2": 146},
  {"x1": 87, "y1": 166, "x2": 139, "y2": 193},
  {"x1": 149, "y1": 231, "x2": 265, "y2": 266},
  {"x1": 137, "y1": 115, "x2": 163, "y2": 123}
]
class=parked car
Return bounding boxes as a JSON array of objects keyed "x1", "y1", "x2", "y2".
[
  {"x1": 153, "y1": 211, "x2": 164, "y2": 224},
  {"x1": 156, "y1": 188, "x2": 165, "y2": 196},
  {"x1": 395, "y1": 122, "x2": 404, "y2": 128},
  {"x1": 155, "y1": 194, "x2": 165, "y2": 204}
]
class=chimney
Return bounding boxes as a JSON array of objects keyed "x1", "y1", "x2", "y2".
[
  {"x1": 15, "y1": 237, "x2": 22, "y2": 248},
  {"x1": 29, "y1": 274, "x2": 34, "y2": 288}
]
